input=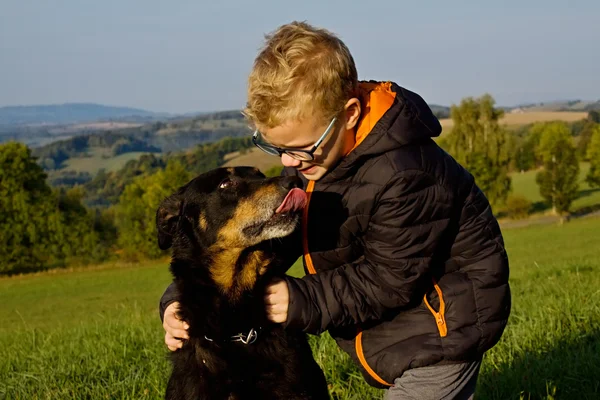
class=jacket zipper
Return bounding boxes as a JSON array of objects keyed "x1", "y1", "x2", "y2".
[
  {"x1": 302, "y1": 180, "x2": 317, "y2": 274},
  {"x1": 423, "y1": 280, "x2": 448, "y2": 337}
]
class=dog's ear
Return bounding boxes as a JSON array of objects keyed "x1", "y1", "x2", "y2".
[{"x1": 156, "y1": 194, "x2": 183, "y2": 250}]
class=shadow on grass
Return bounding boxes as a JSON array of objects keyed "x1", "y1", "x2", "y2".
[
  {"x1": 530, "y1": 200, "x2": 549, "y2": 214},
  {"x1": 531, "y1": 188, "x2": 600, "y2": 215},
  {"x1": 477, "y1": 331, "x2": 600, "y2": 399},
  {"x1": 497, "y1": 187, "x2": 600, "y2": 224},
  {"x1": 577, "y1": 187, "x2": 600, "y2": 199},
  {"x1": 570, "y1": 203, "x2": 600, "y2": 218}
]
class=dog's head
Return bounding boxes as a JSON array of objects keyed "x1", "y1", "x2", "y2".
[
  {"x1": 156, "y1": 166, "x2": 306, "y2": 251},
  {"x1": 156, "y1": 167, "x2": 305, "y2": 295}
]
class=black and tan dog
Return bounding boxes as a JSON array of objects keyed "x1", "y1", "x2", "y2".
[{"x1": 156, "y1": 166, "x2": 330, "y2": 400}]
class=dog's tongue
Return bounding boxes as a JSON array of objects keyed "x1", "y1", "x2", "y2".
[{"x1": 275, "y1": 188, "x2": 308, "y2": 214}]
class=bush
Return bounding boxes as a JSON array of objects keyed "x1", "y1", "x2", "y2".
[{"x1": 506, "y1": 195, "x2": 532, "y2": 219}]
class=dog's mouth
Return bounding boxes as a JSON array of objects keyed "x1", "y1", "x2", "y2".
[{"x1": 242, "y1": 188, "x2": 308, "y2": 238}]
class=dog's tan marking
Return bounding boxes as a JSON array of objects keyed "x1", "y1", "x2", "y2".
[
  {"x1": 238, "y1": 250, "x2": 273, "y2": 292},
  {"x1": 208, "y1": 248, "x2": 273, "y2": 300},
  {"x1": 157, "y1": 204, "x2": 178, "y2": 223},
  {"x1": 227, "y1": 167, "x2": 235, "y2": 174},
  {"x1": 217, "y1": 185, "x2": 281, "y2": 247},
  {"x1": 208, "y1": 184, "x2": 281, "y2": 299},
  {"x1": 209, "y1": 248, "x2": 241, "y2": 294},
  {"x1": 198, "y1": 212, "x2": 208, "y2": 230}
]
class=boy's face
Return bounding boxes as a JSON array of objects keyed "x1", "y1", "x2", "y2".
[{"x1": 260, "y1": 99, "x2": 361, "y2": 181}]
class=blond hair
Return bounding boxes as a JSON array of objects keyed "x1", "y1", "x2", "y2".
[{"x1": 243, "y1": 21, "x2": 358, "y2": 129}]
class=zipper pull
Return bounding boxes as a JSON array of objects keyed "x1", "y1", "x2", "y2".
[{"x1": 435, "y1": 312, "x2": 448, "y2": 337}]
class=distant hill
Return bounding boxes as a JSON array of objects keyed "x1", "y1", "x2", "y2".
[
  {"x1": 30, "y1": 110, "x2": 251, "y2": 171},
  {"x1": 506, "y1": 99, "x2": 600, "y2": 113},
  {"x1": 0, "y1": 103, "x2": 170, "y2": 125},
  {"x1": 430, "y1": 104, "x2": 450, "y2": 119}
]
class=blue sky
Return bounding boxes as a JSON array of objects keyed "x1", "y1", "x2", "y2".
[{"x1": 1, "y1": 0, "x2": 598, "y2": 113}]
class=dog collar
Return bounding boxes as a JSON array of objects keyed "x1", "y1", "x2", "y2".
[{"x1": 203, "y1": 327, "x2": 262, "y2": 345}]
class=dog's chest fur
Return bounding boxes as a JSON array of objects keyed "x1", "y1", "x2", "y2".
[{"x1": 165, "y1": 255, "x2": 329, "y2": 400}]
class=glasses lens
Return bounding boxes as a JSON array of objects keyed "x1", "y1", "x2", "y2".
[
  {"x1": 255, "y1": 143, "x2": 281, "y2": 157},
  {"x1": 286, "y1": 151, "x2": 313, "y2": 161}
]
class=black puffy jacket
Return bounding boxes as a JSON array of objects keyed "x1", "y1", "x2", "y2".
[{"x1": 160, "y1": 81, "x2": 511, "y2": 388}]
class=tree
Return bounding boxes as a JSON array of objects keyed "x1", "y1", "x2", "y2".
[
  {"x1": 535, "y1": 122, "x2": 580, "y2": 222},
  {"x1": 55, "y1": 186, "x2": 113, "y2": 264},
  {"x1": 445, "y1": 94, "x2": 512, "y2": 206},
  {"x1": 576, "y1": 120, "x2": 598, "y2": 160},
  {"x1": 586, "y1": 126, "x2": 600, "y2": 188},
  {"x1": 0, "y1": 142, "x2": 64, "y2": 273},
  {"x1": 115, "y1": 160, "x2": 192, "y2": 260},
  {"x1": 588, "y1": 110, "x2": 600, "y2": 124},
  {"x1": 0, "y1": 142, "x2": 108, "y2": 274},
  {"x1": 513, "y1": 135, "x2": 537, "y2": 172}
]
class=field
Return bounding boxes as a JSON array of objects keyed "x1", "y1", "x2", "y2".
[
  {"x1": 223, "y1": 147, "x2": 282, "y2": 171},
  {"x1": 1, "y1": 216, "x2": 599, "y2": 399},
  {"x1": 439, "y1": 111, "x2": 588, "y2": 133},
  {"x1": 62, "y1": 148, "x2": 154, "y2": 175}
]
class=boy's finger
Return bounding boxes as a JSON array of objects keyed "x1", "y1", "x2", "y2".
[
  {"x1": 263, "y1": 294, "x2": 275, "y2": 305},
  {"x1": 168, "y1": 327, "x2": 189, "y2": 340},
  {"x1": 264, "y1": 279, "x2": 283, "y2": 293},
  {"x1": 165, "y1": 314, "x2": 188, "y2": 330}
]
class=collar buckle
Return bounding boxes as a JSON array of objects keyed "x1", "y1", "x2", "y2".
[
  {"x1": 231, "y1": 327, "x2": 259, "y2": 345},
  {"x1": 203, "y1": 327, "x2": 261, "y2": 345}
]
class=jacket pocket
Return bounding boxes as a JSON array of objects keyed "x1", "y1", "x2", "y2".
[{"x1": 423, "y1": 279, "x2": 448, "y2": 337}]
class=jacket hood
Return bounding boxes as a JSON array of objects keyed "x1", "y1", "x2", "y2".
[{"x1": 323, "y1": 81, "x2": 442, "y2": 182}]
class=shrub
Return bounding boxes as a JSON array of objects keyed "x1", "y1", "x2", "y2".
[{"x1": 506, "y1": 194, "x2": 532, "y2": 219}]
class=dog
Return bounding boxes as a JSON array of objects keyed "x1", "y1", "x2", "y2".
[{"x1": 156, "y1": 166, "x2": 330, "y2": 400}]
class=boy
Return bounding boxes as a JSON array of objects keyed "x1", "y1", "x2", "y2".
[{"x1": 159, "y1": 21, "x2": 511, "y2": 399}]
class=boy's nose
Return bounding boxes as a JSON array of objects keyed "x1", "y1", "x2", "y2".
[{"x1": 281, "y1": 153, "x2": 301, "y2": 168}]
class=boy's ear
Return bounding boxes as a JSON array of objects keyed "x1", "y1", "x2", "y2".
[{"x1": 156, "y1": 194, "x2": 183, "y2": 250}]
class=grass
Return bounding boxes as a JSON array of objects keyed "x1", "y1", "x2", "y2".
[
  {"x1": 62, "y1": 148, "x2": 152, "y2": 175},
  {"x1": 509, "y1": 162, "x2": 600, "y2": 215},
  {"x1": 1, "y1": 217, "x2": 600, "y2": 399}
]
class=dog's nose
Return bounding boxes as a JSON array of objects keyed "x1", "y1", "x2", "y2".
[{"x1": 278, "y1": 176, "x2": 303, "y2": 191}]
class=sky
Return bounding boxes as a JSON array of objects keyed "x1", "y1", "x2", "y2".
[{"x1": 1, "y1": 0, "x2": 599, "y2": 114}]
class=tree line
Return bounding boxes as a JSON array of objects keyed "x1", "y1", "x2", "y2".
[
  {"x1": 0, "y1": 136, "x2": 256, "y2": 275},
  {"x1": 1, "y1": 95, "x2": 599, "y2": 275},
  {"x1": 437, "y1": 95, "x2": 600, "y2": 221}
]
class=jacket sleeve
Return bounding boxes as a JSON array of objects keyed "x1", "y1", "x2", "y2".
[
  {"x1": 283, "y1": 170, "x2": 452, "y2": 334},
  {"x1": 158, "y1": 282, "x2": 179, "y2": 323}
]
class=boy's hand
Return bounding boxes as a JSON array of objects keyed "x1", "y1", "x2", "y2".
[
  {"x1": 163, "y1": 302, "x2": 189, "y2": 351},
  {"x1": 264, "y1": 278, "x2": 289, "y2": 323}
]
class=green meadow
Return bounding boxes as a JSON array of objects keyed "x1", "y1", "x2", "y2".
[
  {"x1": 62, "y1": 148, "x2": 152, "y2": 175},
  {"x1": 1, "y1": 217, "x2": 599, "y2": 399},
  {"x1": 509, "y1": 162, "x2": 600, "y2": 215}
]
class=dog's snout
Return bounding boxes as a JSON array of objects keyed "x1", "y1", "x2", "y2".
[{"x1": 278, "y1": 176, "x2": 303, "y2": 191}]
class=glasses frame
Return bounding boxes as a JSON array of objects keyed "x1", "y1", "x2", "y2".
[{"x1": 252, "y1": 117, "x2": 337, "y2": 161}]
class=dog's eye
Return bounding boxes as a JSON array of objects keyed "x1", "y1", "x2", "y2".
[{"x1": 219, "y1": 179, "x2": 236, "y2": 189}]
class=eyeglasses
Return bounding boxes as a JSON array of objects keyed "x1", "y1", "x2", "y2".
[{"x1": 252, "y1": 117, "x2": 337, "y2": 161}]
